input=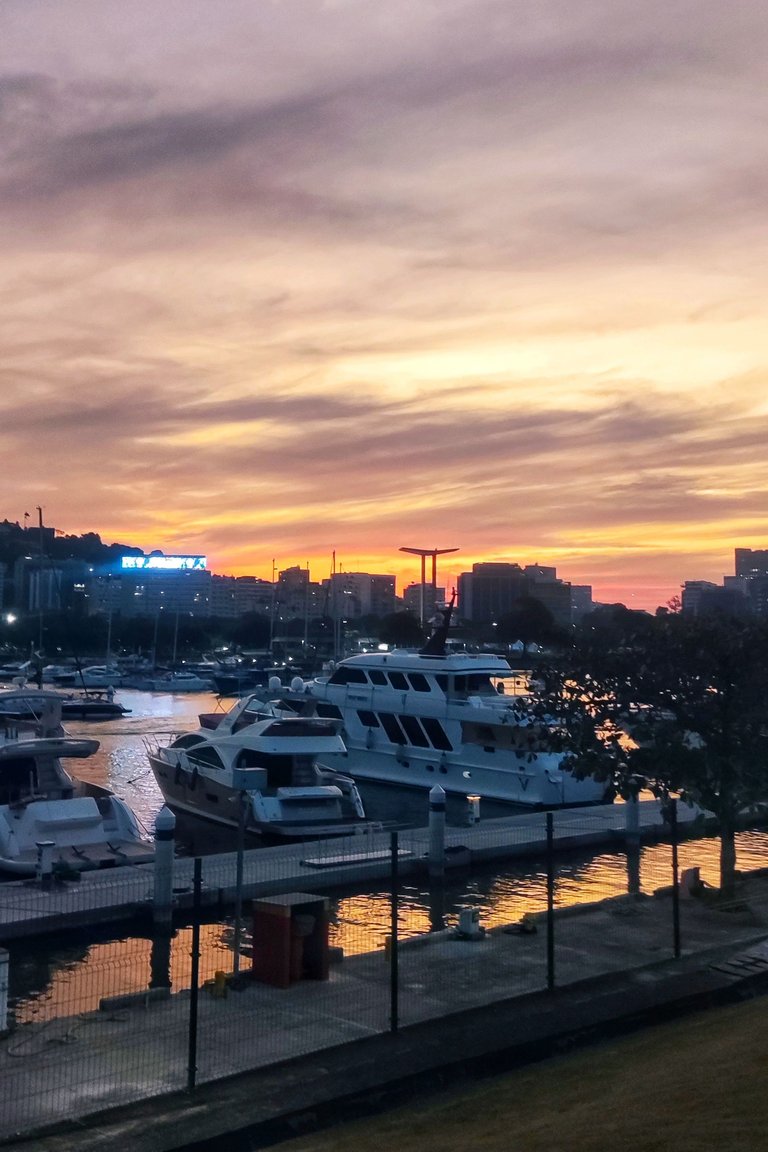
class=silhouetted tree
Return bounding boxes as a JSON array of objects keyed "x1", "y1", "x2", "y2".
[
  {"x1": 563, "y1": 614, "x2": 768, "y2": 897},
  {"x1": 496, "y1": 597, "x2": 557, "y2": 646}
]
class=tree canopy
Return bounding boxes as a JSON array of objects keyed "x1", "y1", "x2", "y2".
[{"x1": 562, "y1": 612, "x2": 768, "y2": 895}]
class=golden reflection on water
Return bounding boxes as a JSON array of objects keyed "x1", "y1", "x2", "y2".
[{"x1": 9, "y1": 828, "x2": 768, "y2": 1022}]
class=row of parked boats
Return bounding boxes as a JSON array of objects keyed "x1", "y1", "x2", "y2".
[{"x1": 0, "y1": 603, "x2": 612, "y2": 877}]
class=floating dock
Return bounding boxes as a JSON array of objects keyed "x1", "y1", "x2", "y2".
[{"x1": 0, "y1": 800, "x2": 705, "y2": 940}]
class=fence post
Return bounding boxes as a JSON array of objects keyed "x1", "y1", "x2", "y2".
[
  {"x1": 187, "y1": 858, "x2": 202, "y2": 1094},
  {"x1": 0, "y1": 948, "x2": 8, "y2": 1035},
  {"x1": 546, "y1": 811, "x2": 555, "y2": 991},
  {"x1": 232, "y1": 791, "x2": 247, "y2": 977},
  {"x1": 669, "y1": 799, "x2": 681, "y2": 959},
  {"x1": 390, "y1": 831, "x2": 399, "y2": 1033},
  {"x1": 625, "y1": 787, "x2": 641, "y2": 897}
]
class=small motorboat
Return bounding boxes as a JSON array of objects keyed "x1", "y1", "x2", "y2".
[
  {"x1": 0, "y1": 689, "x2": 152, "y2": 876},
  {"x1": 146, "y1": 693, "x2": 380, "y2": 841}
]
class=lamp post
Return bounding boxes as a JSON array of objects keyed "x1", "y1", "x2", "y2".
[{"x1": 399, "y1": 547, "x2": 459, "y2": 627}]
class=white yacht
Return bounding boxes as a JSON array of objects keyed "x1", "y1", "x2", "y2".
[
  {"x1": 268, "y1": 604, "x2": 611, "y2": 808},
  {"x1": 145, "y1": 693, "x2": 379, "y2": 841},
  {"x1": 0, "y1": 689, "x2": 152, "y2": 876}
]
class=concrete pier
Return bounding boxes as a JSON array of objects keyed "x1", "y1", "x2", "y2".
[{"x1": 0, "y1": 800, "x2": 708, "y2": 941}]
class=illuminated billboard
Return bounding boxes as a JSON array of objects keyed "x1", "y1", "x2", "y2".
[{"x1": 121, "y1": 556, "x2": 207, "y2": 571}]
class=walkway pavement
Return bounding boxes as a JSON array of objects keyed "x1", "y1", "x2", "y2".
[{"x1": 2, "y1": 867, "x2": 768, "y2": 1151}]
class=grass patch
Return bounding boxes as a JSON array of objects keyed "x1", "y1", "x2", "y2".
[{"x1": 280, "y1": 996, "x2": 768, "y2": 1152}]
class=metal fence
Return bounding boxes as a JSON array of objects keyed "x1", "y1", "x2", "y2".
[{"x1": 3, "y1": 803, "x2": 768, "y2": 1141}]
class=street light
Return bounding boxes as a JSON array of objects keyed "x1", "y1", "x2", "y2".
[{"x1": 399, "y1": 547, "x2": 459, "y2": 626}]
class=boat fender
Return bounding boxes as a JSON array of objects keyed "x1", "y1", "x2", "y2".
[{"x1": 189, "y1": 765, "x2": 198, "y2": 791}]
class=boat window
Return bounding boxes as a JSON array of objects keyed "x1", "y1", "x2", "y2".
[
  {"x1": 407, "y1": 673, "x2": 431, "y2": 693},
  {"x1": 357, "y1": 710, "x2": 380, "y2": 727},
  {"x1": 434, "y1": 675, "x2": 448, "y2": 693},
  {"x1": 316, "y1": 703, "x2": 343, "y2": 720},
  {"x1": 172, "y1": 734, "x2": 208, "y2": 749},
  {"x1": 378, "y1": 713, "x2": 407, "y2": 744},
  {"x1": 188, "y1": 746, "x2": 226, "y2": 770},
  {"x1": 400, "y1": 715, "x2": 430, "y2": 747},
  {"x1": 419, "y1": 717, "x2": 453, "y2": 751},
  {"x1": 466, "y1": 674, "x2": 496, "y2": 694},
  {"x1": 263, "y1": 720, "x2": 336, "y2": 738},
  {"x1": 368, "y1": 670, "x2": 387, "y2": 685},
  {"x1": 388, "y1": 672, "x2": 409, "y2": 690},
  {"x1": 328, "y1": 666, "x2": 368, "y2": 685}
]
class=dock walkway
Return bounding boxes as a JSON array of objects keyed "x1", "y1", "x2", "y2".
[
  {"x1": 2, "y1": 864, "x2": 768, "y2": 1149},
  {"x1": 0, "y1": 800, "x2": 701, "y2": 940}
]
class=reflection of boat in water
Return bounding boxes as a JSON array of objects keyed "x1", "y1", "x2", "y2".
[
  {"x1": 146, "y1": 693, "x2": 380, "y2": 841},
  {"x1": 260, "y1": 598, "x2": 611, "y2": 808},
  {"x1": 0, "y1": 689, "x2": 152, "y2": 876}
]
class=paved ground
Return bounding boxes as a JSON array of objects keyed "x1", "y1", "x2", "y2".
[{"x1": 3, "y1": 868, "x2": 768, "y2": 1151}]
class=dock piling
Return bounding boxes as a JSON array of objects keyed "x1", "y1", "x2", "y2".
[{"x1": 153, "y1": 806, "x2": 176, "y2": 928}]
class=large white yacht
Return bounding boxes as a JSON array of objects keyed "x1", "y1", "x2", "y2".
[
  {"x1": 270, "y1": 605, "x2": 610, "y2": 808},
  {"x1": 145, "y1": 693, "x2": 380, "y2": 841}
]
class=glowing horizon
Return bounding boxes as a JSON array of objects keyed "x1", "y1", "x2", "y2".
[{"x1": 2, "y1": 1, "x2": 766, "y2": 615}]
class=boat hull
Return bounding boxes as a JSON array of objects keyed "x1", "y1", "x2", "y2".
[{"x1": 315, "y1": 745, "x2": 608, "y2": 808}]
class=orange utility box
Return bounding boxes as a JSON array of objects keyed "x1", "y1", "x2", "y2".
[{"x1": 251, "y1": 892, "x2": 330, "y2": 988}]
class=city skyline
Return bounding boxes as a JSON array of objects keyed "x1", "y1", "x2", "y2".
[{"x1": 2, "y1": 2, "x2": 767, "y2": 613}]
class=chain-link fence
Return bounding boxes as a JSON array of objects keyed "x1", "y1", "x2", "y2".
[{"x1": 3, "y1": 805, "x2": 768, "y2": 1140}]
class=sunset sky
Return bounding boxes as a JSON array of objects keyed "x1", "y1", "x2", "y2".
[{"x1": 2, "y1": 1, "x2": 767, "y2": 611}]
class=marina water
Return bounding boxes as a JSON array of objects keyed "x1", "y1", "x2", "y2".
[{"x1": 7, "y1": 689, "x2": 768, "y2": 1019}]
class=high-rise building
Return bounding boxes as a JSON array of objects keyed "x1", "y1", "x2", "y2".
[
  {"x1": 457, "y1": 563, "x2": 527, "y2": 623},
  {"x1": 734, "y1": 548, "x2": 768, "y2": 615},
  {"x1": 324, "y1": 572, "x2": 396, "y2": 619}
]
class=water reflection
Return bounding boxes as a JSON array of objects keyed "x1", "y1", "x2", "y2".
[{"x1": 7, "y1": 690, "x2": 768, "y2": 1022}]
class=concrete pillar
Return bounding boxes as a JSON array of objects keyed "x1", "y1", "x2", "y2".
[
  {"x1": 428, "y1": 785, "x2": 446, "y2": 880},
  {"x1": 0, "y1": 947, "x2": 8, "y2": 1034},
  {"x1": 35, "y1": 840, "x2": 55, "y2": 889},
  {"x1": 153, "y1": 806, "x2": 176, "y2": 928}
]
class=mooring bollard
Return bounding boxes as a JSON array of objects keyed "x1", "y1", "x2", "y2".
[
  {"x1": 35, "y1": 840, "x2": 55, "y2": 890},
  {"x1": 0, "y1": 947, "x2": 8, "y2": 1034},
  {"x1": 153, "y1": 806, "x2": 176, "y2": 928},
  {"x1": 428, "y1": 784, "x2": 446, "y2": 880}
]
